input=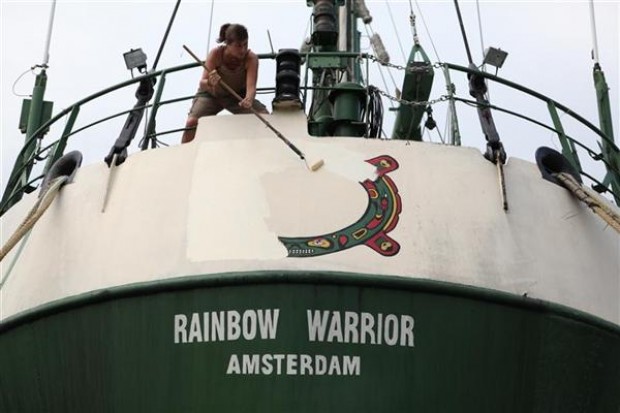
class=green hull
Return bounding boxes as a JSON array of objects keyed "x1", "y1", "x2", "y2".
[{"x1": 1, "y1": 272, "x2": 619, "y2": 412}]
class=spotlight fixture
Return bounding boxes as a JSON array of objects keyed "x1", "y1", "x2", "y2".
[
  {"x1": 123, "y1": 48, "x2": 148, "y2": 75},
  {"x1": 483, "y1": 47, "x2": 508, "y2": 69}
]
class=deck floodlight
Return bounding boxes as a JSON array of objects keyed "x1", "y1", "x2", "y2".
[
  {"x1": 123, "y1": 48, "x2": 148, "y2": 73},
  {"x1": 483, "y1": 47, "x2": 508, "y2": 68}
]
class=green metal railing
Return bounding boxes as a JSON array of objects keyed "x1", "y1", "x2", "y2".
[
  {"x1": 0, "y1": 56, "x2": 282, "y2": 214},
  {"x1": 0, "y1": 61, "x2": 196, "y2": 213},
  {"x1": 1, "y1": 55, "x2": 618, "y2": 215},
  {"x1": 442, "y1": 63, "x2": 620, "y2": 204}
]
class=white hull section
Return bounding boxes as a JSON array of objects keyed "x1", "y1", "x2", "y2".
[{"x1": 1, "y1": 111, "x2": 618, "y2": 323}]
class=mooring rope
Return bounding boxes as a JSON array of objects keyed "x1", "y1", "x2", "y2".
[
  {"x1": 554, "y1": 172, "x2": 620, "y2": 233},
  {"x1": 0, "y1": 176, "x2": 68, "y2": 264}
]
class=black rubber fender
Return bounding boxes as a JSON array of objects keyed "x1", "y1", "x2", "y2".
[
  {"x1": 535, "y1": 146, "x2": 582, "y2": 186},
  {"x1": 39, "y1": 151, "x2": 83, "y2": 197}
]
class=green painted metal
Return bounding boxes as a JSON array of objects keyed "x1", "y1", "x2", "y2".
[
  {"x1": 307, "y1": 56, "x2": 345, "y2": 70},
  {"x1": 1, "y1": 271, "x2": 619, "y2": 412},
  {"x1": 392, "y1": 44, "x2": 434, "y2": 141},
  {"x1": 307, "y1": 0, "x2": 368, "y2": 137},
  {"x1": 1, "y1": 70, "x2": 52, "y2": 209},
  {"x1": 18, "y1": 99, "x2": 53, "y2": 134},
  {"x1": 329, "y1": 82, "x2": 367, "y2": 136},
  {"x1": 43, "y1": 105, "x2": 80, "y2": 175},
  {"x1": 22, "y1": 72, "x2": 50, "y2": 181},
  {"x1": 306, "y1": 0, "x2": 342, "y2": 138},
  {"x1": 441, "y1": 66, "x2": 461, "y2": 146},
  {"x1": 593, "y1": 65, "x2": 620, "y2": 203},
  {"x1": 353, "y1": 28, "x2": 362, "y2": 83},
  {"x1": 443, "y1": 62, "x2": 615, "y2": 143},
  {"x1": 141, "y1": 71, "x2": 168, "y2": 150},
  {"x1": 306, "y1": 0, "x2": 344, "y2": 6},
  {"x1": 2, "y1": 55, "x2": 618, "y2": 215},
  {"x1": 547, "y1": 100, "x2": 582, "y2": 173}
]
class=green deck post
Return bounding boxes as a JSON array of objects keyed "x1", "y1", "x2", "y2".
[
  {"x1": 1, "y1": 70, "x2": 53, "y2": 209},
  {"x1": 593, "y1": 64, "x2": 620, "y2": 203},
  {"x1": 547, "y1": 100, "x2": 581, "y2": 173},
  {"x1": 43, "y1": 105, "x2": 80, "y2": 175},
  {"x1": 141, "y1": 72, "x2": 167, "y2": 150}
]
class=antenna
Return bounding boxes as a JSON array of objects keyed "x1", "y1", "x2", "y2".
[
  {"x1": 588, "y1": 0, "x2": 600, "y2": 64},
  {"x1": 267, "y1": 30, "x2": 275, "y2": 54},
  {"x1": 42, "y1": 0, "x2": 58, "y2": 67}
]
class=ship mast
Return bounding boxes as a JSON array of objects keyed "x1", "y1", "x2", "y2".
[
  {"x1": 589, "y1": 0, "x2": 620, "y2": 203},
  {"x1": 306, "y1": 0, "x2": 367, "y2": 137},
  {"x1": 306, "y1": 0, "x2": 431, "y2": 140},
  {"x1": 1, "y1": 0, "x2": 57, "y2": 210}
]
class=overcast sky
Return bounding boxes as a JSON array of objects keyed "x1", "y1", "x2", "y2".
[{"x1": 1, "y1": 0, "x2": 618, "y2": 195}]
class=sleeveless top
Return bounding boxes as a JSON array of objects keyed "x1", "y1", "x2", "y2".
[{"x1": 205, "y1": 45, "x2": 249, "y2": 98}]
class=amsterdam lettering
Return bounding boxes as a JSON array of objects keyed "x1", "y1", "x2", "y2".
[{"x1": 173, "y1": 309, "x2": 415, "y2": 376}]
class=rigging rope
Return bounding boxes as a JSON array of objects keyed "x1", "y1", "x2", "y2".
[
  {"x1": 152, "y1": 0, "x2": 182, "y2": 71},
  {"x1": 412, "y1": 0, "x2": 440, "y2": 61},
  {"x1": 206, "y1": 0, "x2": 216, "y2": 54},
  {"x1": 385, "y1": 0, "x2": 407, "y2": 62},
  {"x1": 474, "y1": 0, "x2": 493, "y2": 100},
  {"x1": 0, "y1": 176, "x2": 68, "y2": 264},
  {"x1": 453, "y1": 0, "x2": 474, "y2": 65},
  {"x1": 554, "y1": 172, "x2": 620, "y2": 233},
  {"x1": 475, "y1": 0, "x2": 486, "y2": 69}
]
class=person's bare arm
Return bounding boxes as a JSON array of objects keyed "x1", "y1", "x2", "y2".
[
  {"x1": 198, "y1": 48, "x2": 220, "y2": 92},
  {"x1": 240, "y1": 51, "x2": 259, "y2": 108}
]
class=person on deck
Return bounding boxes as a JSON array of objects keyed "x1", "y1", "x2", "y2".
[{"x1": 181, "y1": 23, "x2": 268, "y2": 144}]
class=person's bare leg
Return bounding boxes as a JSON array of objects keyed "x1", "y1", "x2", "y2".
[{"x1": 182, "y1": 116, "x2": 198, "y2": 143}]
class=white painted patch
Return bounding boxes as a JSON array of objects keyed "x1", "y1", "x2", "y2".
[{"x1": 187, "y1": 141, "x2": 288, "y2": 261}]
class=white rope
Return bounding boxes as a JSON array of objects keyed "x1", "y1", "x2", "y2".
[
  {"x1": 555, "y1": 172, "x2": 620, "y2": 233},
  {"x1": 0, "y1": 176, "x2": 68, "y2": 265},
  {"x1": 364, "y1": 26, "x2": 399, "y2": 92},
  {"x1": 364, "y1": 25, "x2": 396, "y2": 110}
]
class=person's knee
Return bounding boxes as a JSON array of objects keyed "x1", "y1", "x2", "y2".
[{"x1": 185, "y1": 117, "x2": 198, "y2": 128}]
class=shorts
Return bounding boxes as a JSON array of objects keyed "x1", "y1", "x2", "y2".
[{"x1": 188, "y1": 92, "x2": 269, "y2": 117}]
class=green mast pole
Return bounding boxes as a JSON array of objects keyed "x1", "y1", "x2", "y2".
[
  {"x1": 589, "y1": 0, "x2": 620, "y2": 204},
  {"x1": 1, "y1": 1, "x2": 56, "y2": 211},
  {"x1": 22, "y1": 69, "x2": 49, "y2": 180},
  {"x1": 593, "y1": 65, "x2": 620, "y2": 199},
  {"x1": 306, "y1": 0, "x2": 342, "y2": 136}
]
